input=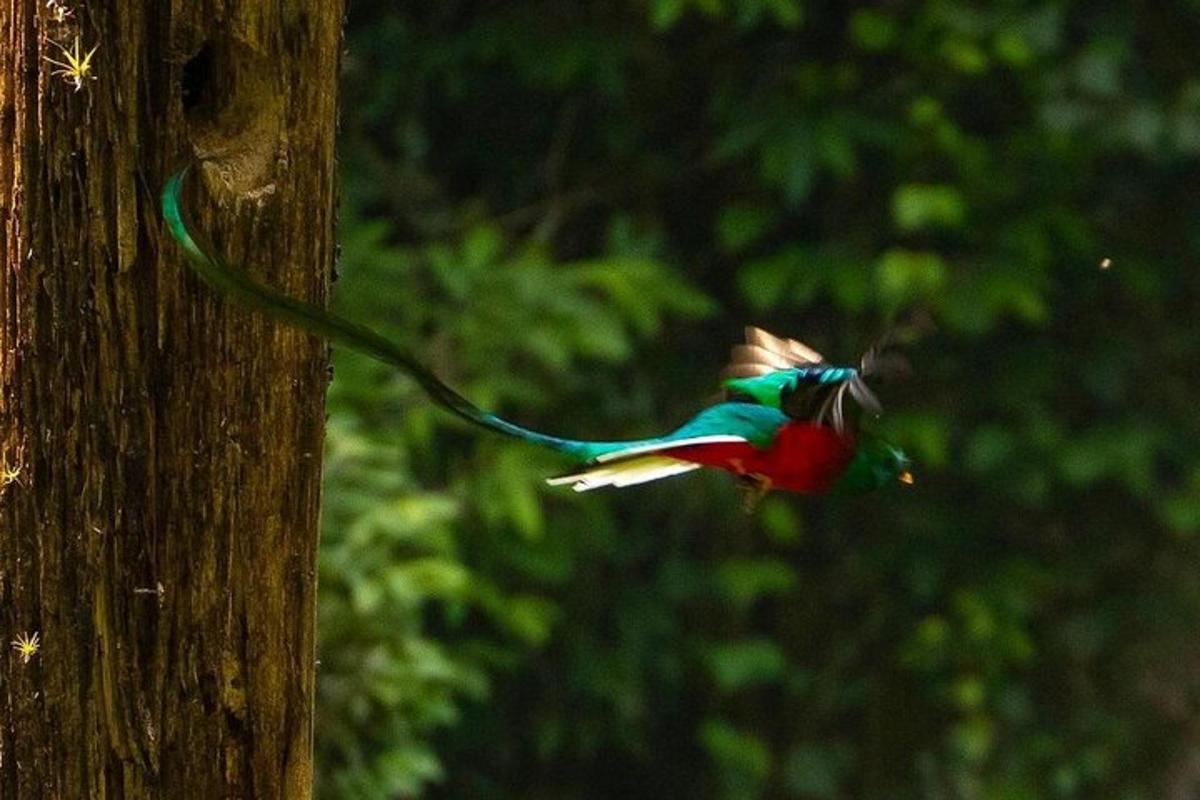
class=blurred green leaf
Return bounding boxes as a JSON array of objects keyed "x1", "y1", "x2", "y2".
[
  {"x1": 892, "y1": 184, "x2": 967, "y2": 231},
  {"x1": 716, "y1": 558, "x2": 799, "y2": 609},
  {"x1": 707, "y1": 639, "x2": 788, "y2": 691},
  {"x1": 875, "y1": 249, "x2": 948, "y2": 308},
  {"x1": 700, "y1": 720, "x2": 772, "y2": 796},
  {"x1": 783, "y1": 743, "x2": 842, "y2": 799},
  {"x1": 849, "y1": 9, "x2": 897, "y2": 52},
  {"x1": 717, "y1": 203, "x2": 777, "y2": 254},
  {"x1": 739, "y1": 248, "x2": 798, "y2": 310}
]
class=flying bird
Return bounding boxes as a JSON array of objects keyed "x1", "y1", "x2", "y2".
[
  {"x1": 162, "y1": 169, "x2": 911, "y2": 503},
  {"x1": 548, "y1": 326, "x2": 912, "y2": 504}
]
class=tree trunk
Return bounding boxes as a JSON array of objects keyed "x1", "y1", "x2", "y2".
[{"x1": 0, "y1": 1, "x2": 343, "y2": 797}]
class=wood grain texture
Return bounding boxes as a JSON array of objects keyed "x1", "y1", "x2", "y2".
[{"x1": 0, "y1": 1, "x2": 343, "y2": 796}]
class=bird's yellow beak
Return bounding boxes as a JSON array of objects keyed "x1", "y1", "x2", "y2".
[{"x1": 898, "y1": 470, "x2": 915, "y2": 485}]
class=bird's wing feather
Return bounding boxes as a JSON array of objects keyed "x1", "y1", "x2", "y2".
[
  {"x1": 721, "y1": 363, "x2": 777, "y2": 378},
  {"x1": 728, "y1": 344, "x2": 794, "y2": 372},
  {"x1": 720, "y1": 328, "x2": 886, "y2": 432},
  {"x1": 743, "y1": 326, "x2": 824, "y2": 365},
  {"x1": 720, "y1": 328, "x2": 824, "y2": 382}
]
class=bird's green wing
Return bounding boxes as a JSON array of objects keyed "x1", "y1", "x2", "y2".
[
  {"x1": 722, "y1": 367, "x2": 859, "y2": 410},
  {"x1": 718, "y1": 326, "x2": 867, "y2": 427}
]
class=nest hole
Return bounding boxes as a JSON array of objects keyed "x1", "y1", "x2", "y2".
[{"x1": 182, "y1": 42, "x2": 216, "y2": 119}]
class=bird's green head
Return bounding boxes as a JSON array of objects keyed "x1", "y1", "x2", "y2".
[{"x1": 835, "y1": 437, "x2": 913, "y2": 492}]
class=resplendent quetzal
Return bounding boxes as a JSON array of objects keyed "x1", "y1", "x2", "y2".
[{"x1": 163, "y1": 170, "x2": 912, "y2": 501}]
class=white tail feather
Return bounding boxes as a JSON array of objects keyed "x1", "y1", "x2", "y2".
[
  {"x1": 593, "y1": 434, "x2": 746, "y2": 462},
  {"x1": 547, "y1": 456, "x2": 702, "y2": 492}
]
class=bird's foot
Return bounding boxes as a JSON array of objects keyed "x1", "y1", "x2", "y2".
[{"x1": 737, "y1": 473, "x2": 773, "y2": 514}]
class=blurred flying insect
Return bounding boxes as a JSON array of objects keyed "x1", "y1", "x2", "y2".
[{"x1": 45, "y1": 35, "x2": 98, "y2": 92}]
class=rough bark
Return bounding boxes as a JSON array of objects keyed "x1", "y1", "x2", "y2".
[{"x1": 0, "y1": 1, "x2": 343, "y2": 797}]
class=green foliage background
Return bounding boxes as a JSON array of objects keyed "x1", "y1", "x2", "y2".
[{"x1": 316, "y1": 2, "x2": 1200, "y2": 798}]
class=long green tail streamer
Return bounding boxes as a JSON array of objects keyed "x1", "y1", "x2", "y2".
[{"x1": 161, "y1": 168, "x2": 589, "y2": 457}]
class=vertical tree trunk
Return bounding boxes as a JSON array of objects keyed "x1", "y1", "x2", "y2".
[{"x1": 0, "y1": 1, "x2": 343, "y2": 797}]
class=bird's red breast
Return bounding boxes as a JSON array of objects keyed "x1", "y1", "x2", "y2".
[{"x1": 657, "y1": 422, "x2": 855, "y2": 494}]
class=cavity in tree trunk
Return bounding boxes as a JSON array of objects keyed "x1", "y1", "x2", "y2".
[{"x1": 0, "y1": 2, "x2": 343, "y2": 797}]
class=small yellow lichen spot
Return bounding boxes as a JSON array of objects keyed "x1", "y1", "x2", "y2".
[
  {"x1": 46, "y1": 0, "x2": 74, "y2": 24},
  {"x1": 1, "y1": 463, "x2": 21, "y2": 487},
  {"x1": 11, "y1": 632, "x2": 40, "y2": 664},
  {"x1": 45, "y1": 35, "x2": 98, "y2": 92}
]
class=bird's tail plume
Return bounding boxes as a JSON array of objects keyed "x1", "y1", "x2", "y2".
[{"x1": 161, "y1": 168, "x2": 590, "y2": 458}]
